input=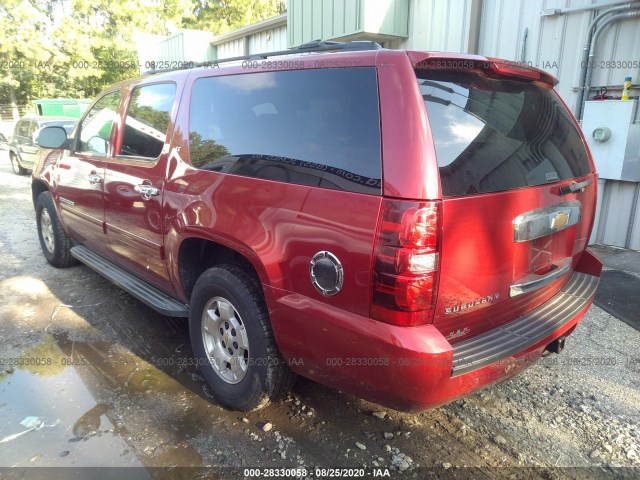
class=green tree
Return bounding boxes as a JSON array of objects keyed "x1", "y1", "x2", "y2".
[
  {"x1": 187, "y1": 0, "x2": 285, "y2": 33},
  {"x1": 0, "y1": 0, "x2": 286, "y2": 113},
  {"x1": 54, "y1": 0, "x2": 197, "y2": 97},
  {"x1": 189, "y1": 131, "x2": 230, "y2": 168},
  {"x1": 0, "y1": 0, "x2": 56, "y2": 118}
]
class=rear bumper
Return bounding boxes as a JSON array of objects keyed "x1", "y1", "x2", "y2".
[
  {"x1": 451, "y1": 270, "x2": 598, "y2": 376},
  {"x1": 267, "y1": 251, "x2": 602, "y2": 412}
]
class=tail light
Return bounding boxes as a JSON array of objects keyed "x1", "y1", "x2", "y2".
[
  {"x1": 371, "y1": 199, "x2": 441, "y2": 327},
  {"x1": 486, "y1": 57, "x2": 558, "y2": 87},
  {"x1": 409, "y1": 52, "x2": 558, "y2": 88}
]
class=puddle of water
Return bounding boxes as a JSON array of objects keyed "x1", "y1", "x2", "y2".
[
  {"x1": 1, "y1": 325, "x2": 287, "y2": 470},
  {"x1": 0, "y1": 339, "x2": 144, "y2": 468}
]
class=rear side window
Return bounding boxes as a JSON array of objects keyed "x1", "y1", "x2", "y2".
[
  {"x1": 189, "y1": 68, "x2": 382, "y2": 194},
  {"x1": 121, "y1": 83, "x2": 176, "y2": 159},
  {"x1": 417, "y1": 70, "x2": 591, "y2": 197}
]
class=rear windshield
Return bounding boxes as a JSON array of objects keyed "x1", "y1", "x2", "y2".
[{"x1": 417, "y1": 70, "x2": 591, "y2": 197}]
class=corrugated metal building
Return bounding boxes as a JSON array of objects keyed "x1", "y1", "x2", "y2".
[
  {"x1": 213, "y1": 14, "x2": 288, "y2": 58},
  {"x1": 157, "y1": 30, "x2": 216, "y2": 65},
  {"x1": 136, "y1": 30, "x2": 215, "y2": 69},
  {"x1": 147, "y1": 0, "x2": 640, "y2": 249}
]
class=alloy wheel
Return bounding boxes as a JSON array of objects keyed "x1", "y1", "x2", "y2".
[
  {"x1": 40, "y1": 209, "x2": 55, "y2": 253},
  {"x1": 201, "y1": 296, "x2": 250, "y2": 384}
]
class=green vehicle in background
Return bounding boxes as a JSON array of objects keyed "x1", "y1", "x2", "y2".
[
  {"x1": 2, "y1": 99, "x2": 88, "y2": 169},
  {"x1": 33, "y1": 99, "x2": 92, "y2": 119}
]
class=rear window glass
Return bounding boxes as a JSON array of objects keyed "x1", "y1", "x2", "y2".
[
  {"x1": 417, "y1": 70, "x2": 591, "y2": 197},
  {"x1": 189, "y1": 68, "x2": 382, "y2": 195}
]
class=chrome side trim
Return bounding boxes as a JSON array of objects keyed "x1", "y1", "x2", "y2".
[
  {"x1": 513, "y1": 201, "x2": 582, "y2": 242},
  {"x1": 509, "y1": 257, "x2": 572, "y2": 298}
]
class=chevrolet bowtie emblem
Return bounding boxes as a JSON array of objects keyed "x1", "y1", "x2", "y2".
[{"x1": 551, "y1": 211, "x2": 570, "y2": 230}]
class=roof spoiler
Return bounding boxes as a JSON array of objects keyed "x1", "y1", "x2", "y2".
[{"x1": 408, "y1": 52, "x2": 558, "y2": 88}]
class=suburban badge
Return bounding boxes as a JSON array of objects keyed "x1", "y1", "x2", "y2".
[{"x1": 445, "y1": 293, "x2": 500, "y2": 315}]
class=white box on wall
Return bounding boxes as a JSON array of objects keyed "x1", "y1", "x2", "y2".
[{"x1": 582, "y1": 100, "x2": 640, "y2": 182}]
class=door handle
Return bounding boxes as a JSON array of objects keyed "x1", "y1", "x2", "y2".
[
  {"x1": 559, "y1": 179, "x2": 593, "y2": 196},
  {"x1": 88, "y1": 173, "x2": 102, "y2": 185},
  {"x1": 134, "y1": 184, "x2": 159, "y2": 199},
  {"x1": 509, "y1": 257, "x2": 572, "y2": 298}
]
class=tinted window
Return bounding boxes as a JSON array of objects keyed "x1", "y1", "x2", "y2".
[
  {"x1": 16, "y1": 120, "x2": 29, "y2": 137},
  {"x1": 121, "y1": 83, "x2": 176, "y2": 159},
  {"x1": 417, "y1": 70, "x2": 591, "y2": 197},
  {"x1": 78, "y1": 90, "x2": 121, "y2": 155},
  {"x1": 189, "y1": 68, "x2": 381, "y2": 194},
  {"x1": 27, "y1": 120, "x2": 39, "y2": 136}
]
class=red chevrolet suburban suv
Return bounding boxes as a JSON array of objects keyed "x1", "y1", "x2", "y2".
[{"x1": 33, "y1": 41, "x2": 602, "y2": 412}]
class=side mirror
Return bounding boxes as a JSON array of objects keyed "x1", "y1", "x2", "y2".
[
  {"x1": 37, "y1": 126, "x2": 69, "y2": 149},
  {"x1": 87, "y1": 136, "x2": 108, "y2": 155}
]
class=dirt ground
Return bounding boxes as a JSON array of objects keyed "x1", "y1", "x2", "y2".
[{"x1": 0, "y1": 151, "x2": 638, "y2": 479}]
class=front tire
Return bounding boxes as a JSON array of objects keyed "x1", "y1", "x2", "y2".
[
  {"x1": 36, "y1": 192, "x2": 77, "y2": 268},
  {"x1": 189, "y1": 265, "x2": 295, "y2": 411},
  {"x1": 10, "y1": 152, "x2": 27, "y2": 175}
]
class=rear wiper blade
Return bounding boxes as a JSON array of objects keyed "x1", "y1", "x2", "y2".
[
  {"x1": 559, "y1": 178, "x2": 593, "y2": 196},
  {"x1": 419, "y1": 80, "x2": 455, "y2": 93},
  {"x1": 422, "y1": 94, "x2": 451, "y2": 106}
]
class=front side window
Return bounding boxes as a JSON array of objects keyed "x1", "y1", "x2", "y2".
[
  {"x1": 120, "y1": 83, "x2": 176, "y2": 159},
  {"x1": 188, "y1": 68, "x2": 382, "y2": 195},
  {"x1": 78, "y1": 90, "x2": 121, "y2": 155}
]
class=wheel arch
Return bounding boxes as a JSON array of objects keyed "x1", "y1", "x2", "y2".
[
  {"x1": 177, "y1": 236, "x2": 267, "y2": 303},
  {"x1": 31, "y1": 179, "x2": 50, "y2": 207},
  {"x1": 9, "y1": 148, "x2": 21, "y2": 161}
]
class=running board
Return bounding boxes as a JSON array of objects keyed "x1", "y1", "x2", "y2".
[{"x1": 70, "y1": 245, "x2": 189, "y2": 317}]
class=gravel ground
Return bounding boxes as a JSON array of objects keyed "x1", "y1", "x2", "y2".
[{"x1": 0, "y1": 150, "x2": 638, "y2": 479}]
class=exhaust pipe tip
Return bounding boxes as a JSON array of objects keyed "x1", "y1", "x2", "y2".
[{"x1": 545, "y1": 336, "x2": 567, "y2": 355}]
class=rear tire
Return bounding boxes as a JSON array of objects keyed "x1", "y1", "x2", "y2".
[
  {"x1": 189, "y1": 264, "x2": 295, "y2": 411},
  {"x1": 36, "y1": 192, "x2": 77, "y2": 268},
  {"x1": 10, "y1": 152, "x2": 27, "y2": 175}
]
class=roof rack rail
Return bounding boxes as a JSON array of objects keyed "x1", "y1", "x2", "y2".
[{"x1": 146, "y1": 39, "x2": 382, "y2": 75}]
